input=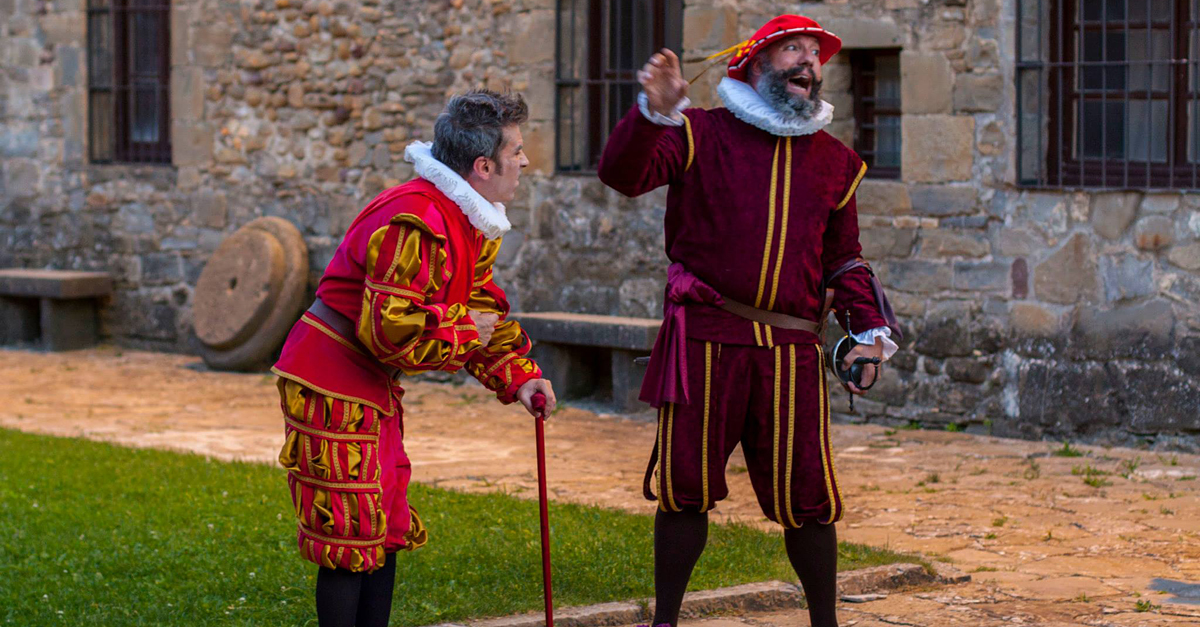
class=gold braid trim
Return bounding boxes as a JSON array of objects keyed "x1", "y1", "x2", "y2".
[
  {"x1": 683, "y1": 114, "x2": 695, "y2": 172},
  {"x1": 299, "y1": 526, "x2": 386, "y2": 548},
  {"x1": 272, "y1": 368, "x2": 393, "y2": 415},
  {"x1": 292, "y1": 472, "x2": 382, "y2": 493},
  {"x1": 285, "y1": 415, "x2": 378, "y2": 443},
  {"x1": 301, "y1": 315, "x2": 367, "y2": 357},
  {"x1": 836, "y1": 162, "x2": 868, "y2": 211}
]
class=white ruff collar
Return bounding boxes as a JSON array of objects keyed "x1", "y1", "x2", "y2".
[
  {"x1": 403, "y1": 141, "x2": 511, "y2": 240},
  {"x1": 717, "y1": 77, "x2": 833, "y2": 137}
]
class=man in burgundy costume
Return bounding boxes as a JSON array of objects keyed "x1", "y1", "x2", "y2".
[{"x1": 598, "y1": 15, "x2": 901, "y2": 627}]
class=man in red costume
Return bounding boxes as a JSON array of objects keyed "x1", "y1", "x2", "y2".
[
  {"x1": 598, "y1": 15, "x2": 901, "y2": 627},
  {"x1": 273, "y1": 90, "x2": 556, "y2": 627}
]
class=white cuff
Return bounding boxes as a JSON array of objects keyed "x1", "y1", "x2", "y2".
[
  {"x1": 851, "y1": 326, "x2": 899, "y2": 362},
  {"x1": 638, "y1": 92, "x2": 691, "y2": 126}
]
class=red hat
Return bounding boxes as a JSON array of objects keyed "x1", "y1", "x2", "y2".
[{"x1": 723, "y1": 15, "x2": 842, "y2": 83}]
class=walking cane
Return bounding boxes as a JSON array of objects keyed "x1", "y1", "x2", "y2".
[{"x1": 531, "y1": 392, "x2": 554, "y2": 627}]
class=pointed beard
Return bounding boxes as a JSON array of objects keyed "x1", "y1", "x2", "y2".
[{"x1": 754, "y1": 65, "x2": 823, "y2": 119}]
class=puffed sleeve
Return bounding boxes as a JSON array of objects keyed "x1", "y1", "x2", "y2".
[
  {"x1": 357, "y1": 213, "x2": 482, "y2": 374},
  {"x1": 464, "y1": 237, "x2": 542, "y2": 403}
]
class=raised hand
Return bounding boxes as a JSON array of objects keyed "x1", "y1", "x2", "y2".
[{"x1": 637, "y1": 48, "x2": 689, "y2": 117}]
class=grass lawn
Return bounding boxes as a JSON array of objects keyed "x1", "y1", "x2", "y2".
[{"x1": 0, "y1": 428, "x2": 921, "y2": 626}]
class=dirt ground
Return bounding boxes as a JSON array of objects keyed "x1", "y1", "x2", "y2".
[{"x1": 2, "y1": 346, "x2": 1199, "y2": 627}]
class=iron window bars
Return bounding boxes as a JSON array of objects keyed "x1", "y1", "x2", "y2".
[
  {"x1": 87, "y1": 0, "x2": 171, "y2": 164},
  {"x1": 555, "y1": 0, "x2": 683, "y2": 173},
  {"x1": 1018, "y1": 0, "x2": 1200, "y2": 190}
]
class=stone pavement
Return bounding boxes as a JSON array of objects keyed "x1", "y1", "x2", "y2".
[{"x1": 2, "y1": 347, "x2": 1198, "y2": 626}]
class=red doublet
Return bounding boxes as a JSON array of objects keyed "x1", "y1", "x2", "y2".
[
  {"x1": 273, "y1": 178, "x2": 541, "y2": 571},
  {"x1": 599, "y1": 103, "x2": 884, "y2": 526}
]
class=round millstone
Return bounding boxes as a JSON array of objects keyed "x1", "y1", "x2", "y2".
[
  {"x1": 194, "y1": 228, "x2": 286, "y2": 350},
  {"x1": 197, "y1": 217, "x2": 310, "y2": 372}
]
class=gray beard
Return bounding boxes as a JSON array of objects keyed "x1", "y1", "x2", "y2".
[{"x1": 754, "y1": 65, "x2": 822, "y2": 120}]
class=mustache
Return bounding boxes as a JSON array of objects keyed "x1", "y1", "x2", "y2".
[{"x1": 780, "y1": 65, "x2": 814, "y2": 80}]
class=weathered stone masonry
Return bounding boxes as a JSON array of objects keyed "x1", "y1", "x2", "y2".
[{"x1": 2, "y1": 0, "x2": 1199, "y2": 448}]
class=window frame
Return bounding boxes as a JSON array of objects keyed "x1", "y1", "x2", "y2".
[
  {"x1": 87, "y1": 0, "x2": 172, "y2": 165},
  {"x1": 1019, "y1": 0, "x2": 1200, "y2": 190},
  {"x1": 849, "y1": 48, "x2": 902, "y2": 180},
  {"x1": 554, "y1": 0, "x2": 683, "y2": 174}
]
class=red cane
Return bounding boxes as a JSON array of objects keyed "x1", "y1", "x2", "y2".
[{"x1": 531, "y1": 392, "x2": 554, "y2": 627}]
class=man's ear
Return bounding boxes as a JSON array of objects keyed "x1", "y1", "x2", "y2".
[{"x1": 472, "y1": 155, "x2": 492, "y2": 180}]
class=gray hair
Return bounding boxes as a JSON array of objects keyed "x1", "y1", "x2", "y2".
[{"x1": 431, "y1": 90, "x2": 529, "y2": 176}]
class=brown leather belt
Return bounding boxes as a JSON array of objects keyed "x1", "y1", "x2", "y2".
[
  {"x1": 307, "y1": 298, "x2": 401, "y2": 379},
  {"x1": 716, "y1": 289, "x2": 834, "y2": 335}
]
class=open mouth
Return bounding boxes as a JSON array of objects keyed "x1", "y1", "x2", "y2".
[{"x1": 788, "y1": 73, "x2": 812, "y2": 92}]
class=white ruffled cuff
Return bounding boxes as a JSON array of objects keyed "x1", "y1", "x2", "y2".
[
  {"x1": 852, "y1": 326, "x2": 899, "y2": 362},
  {"x1": 637, "y1": 92, "x2": 691, "y2": 126}
]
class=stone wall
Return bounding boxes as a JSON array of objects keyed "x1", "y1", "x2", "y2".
[{"x1": 2, "y1": 0, "x2": 1198, "y2": 448}]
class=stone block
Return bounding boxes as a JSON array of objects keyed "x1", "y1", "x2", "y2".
[
  {"x1": 908, "y1": 184, "x2": 979, "y2": 217},
  {"x1": 902, "y1": 116, "x2": 974, "y2": 183},
  {"x1": 953, "y1": 72, "x2": 1003, "y2": 113},
  {"x1": 900, "y1": 52, "x2": 953, "y2": 115},
  {"x1": 953, "y1": 261, "x2": 1008, "y2": 291},
  {"x1": 855, "y1": 180, "x2": 911, "y2": 216},
  {"x1": 1017, "y1": 361, "x2": 1122, "y2": 436},
  {"x1": 523, "y1": 120, "x2": 553, "y2": 175},
  {"x1": 193, "y1": 192, "x2": 228, "y2": 230},
  {"x1": 919, "y1": 229, "x2": 988, "y2": 258},
  {"x1": 1167, "y1": 242, "x2": 1200, "y2": 271},
  {"x1": 40, "y1": 297, "x2": 99, "y2": 351},
  {"x1": 683, "y1": 5, "x2": 739, "y2": 50},
  {"x1": 1033, "y1": 233, "x2": 1097, "y2": 304},
  {"x1": 877, "y1": 260, "x2": 953, "y2": 294},
  {"x1": 1114, "y1": 363, "x2": 1200, "y2": 434},
  {"x1": 507, "y1": 11, "x2": 555, "y2": 66},
  {"x1": 528, "y1": 342, "x2": 599, "y2": 400},
  {"x1": 611, "y1": 348, "x2": 650, "y2": 413},
  {"x1": 3, "y1": 159, "x2": 39, "y2": 199},
  {"x1": 1140, "y1": 194, "x2": 1181, "y2": 214},
  {"x1": 1090, "y1": 192, "x2": 1140, "y2": 240},
  {"x1": 1011, "y1": 258, "x2": 1029, "y2": 298},
  {"x1": 860, "y1": 228, "x2": 917, "y2": 259},
  {"x1": 1101, "y1": 254, "x2": 1155, "y2": 303},
  {"x1": 141, "y1": 252, "x2": 184, "y2": 285},
  {"x1": 1134, "y1": 215, "x2": 1174, "y2": 251},
  {"x1": 170, "y1": 3, "x2": 191, "y2": 66},
  {"x1": 1009, "y1": 301, "x2": 1064, "y2": 337},
  {"x1": 1071, "y1": 299, "x2": 1175, "y2": 360},
  {"x1": 172, "y1": 121, "x2": 213, "y2": 168},
  {"x1": 0, "y1": 269, "x2": 113, "y2": 298},
  {"x1": 1024, "y1": 193, "x2": 1068, "y2": 235},
  {"x1": 0, "y1": 296, "x2": 39, "y2": 345},
  {"x1": 993, "y1": 226, "x2": 1045, "y2": 258},
  {"x1": 170, "y1": 65, "x2": 206, "y2": 121},
  {"x1": 945, "y1": 356, "x2": 993, "y2": 384},
  {"x1": 512, "y1": 312, "x2": 660, "y2": 351},
  {"x1": 821, "y1": 17, "x2": 905, "y2": 48},
  {"x1": 1179, "y1": 336, "x2": 1200, "y2": 377}
]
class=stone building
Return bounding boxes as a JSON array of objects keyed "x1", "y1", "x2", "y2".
[{"x1": 2, "y1": 0, "x2": 1198, "y2": 447}]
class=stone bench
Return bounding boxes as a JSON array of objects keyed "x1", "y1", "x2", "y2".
[
  {"x1": 512, "y1": 312, "x2": 661, "y2": 413},
  {"x1": 0, "y1": 269, "x2": 114, "y2": 351}
]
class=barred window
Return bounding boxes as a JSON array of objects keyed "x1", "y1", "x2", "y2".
[
  {"x1": 850, "y1": 49, "x2": 902, "y2": 179},
  {"x1": 1018, "y1": 0, "x2": 1200, "y2": 189},
  {"x1": 87, "y1": 0, "x2": 171, "y2": 164},
  {"x1": 555, "y1": 0, "x2": 683, "y2": 173}
]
